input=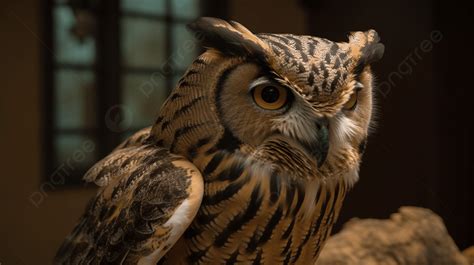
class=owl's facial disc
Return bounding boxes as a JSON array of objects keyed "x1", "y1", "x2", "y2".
[{"x1": 217, "y1": 62, "x2": 337, "y2": 168}]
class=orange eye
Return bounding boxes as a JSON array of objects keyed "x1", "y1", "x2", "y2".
[
  {"x1": 343, "y1": 91, "x2": 359, "y2": 110},
  {"x1": 252, "y1": 85, "x2": 288, "y2": 110}
]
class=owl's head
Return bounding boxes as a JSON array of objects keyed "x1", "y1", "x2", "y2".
[{"x1": 153, "y1": 17, "x2": 384, "y2": 185}]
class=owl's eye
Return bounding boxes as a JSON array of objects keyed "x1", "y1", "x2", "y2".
[
  {"x1": 343, "y1": 82, "x2": 363, "y2": 111},
  {"x1": 343, "y1": 91, "x2": 359, "y2": 111},
  {"x1": 252, "y1": 85, "x2": 288, "y2": 110}
]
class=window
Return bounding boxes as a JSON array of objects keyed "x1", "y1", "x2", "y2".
[{"x1": 43, "y1": 0, "x2": 205, "y2": 185}]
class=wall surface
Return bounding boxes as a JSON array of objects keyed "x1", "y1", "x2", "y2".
[
  {"x1": 229, "y1": 0, "x2": 306, "y2": 34},
  {"x1": 0, "y1": 1, "x2": 96, "y2": 264}
]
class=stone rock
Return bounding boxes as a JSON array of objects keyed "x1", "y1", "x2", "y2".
[
  {"x1": 316, "y1": 206, "x2": 470, "y2": 265},
  {"x1": 463, "y1": 246, "x2": 474, "y2": 264}
]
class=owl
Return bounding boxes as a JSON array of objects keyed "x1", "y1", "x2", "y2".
[{"x1": 54, "y1": 17, "x2": 384, "y2": 264}]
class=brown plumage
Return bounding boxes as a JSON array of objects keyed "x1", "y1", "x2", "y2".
[{"x1": 55, "y1": 17, "x2": 384, "y2": 264}]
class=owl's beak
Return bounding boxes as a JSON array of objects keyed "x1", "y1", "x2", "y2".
[{"x1": 310, "y1": 118, "x2": 329, "y2": 167}]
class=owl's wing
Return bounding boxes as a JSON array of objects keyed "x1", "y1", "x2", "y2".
[{"x1": 54, "y1": 129, "x2": 204, "y2": 264}]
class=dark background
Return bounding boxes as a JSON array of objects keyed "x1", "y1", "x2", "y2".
[
  {"x1": 0, "y1": 0, "x2": 472, "y2": 263},
  {"x1": 300, "y1": 0, "x2": 474, "y2": 251}
]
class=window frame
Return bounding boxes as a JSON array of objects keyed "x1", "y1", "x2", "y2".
[{"x1": 41, "y1": 0, "x2": 228, "y2": 186}]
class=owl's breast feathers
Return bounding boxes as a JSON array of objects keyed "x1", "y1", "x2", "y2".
[{"x1": 161, "y1": 144, "x2": 348, "y2": 264}]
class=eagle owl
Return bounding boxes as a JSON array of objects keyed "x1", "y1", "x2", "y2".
[{"x1": 55, "y1": 17, "x2": 384, "y2": 264}]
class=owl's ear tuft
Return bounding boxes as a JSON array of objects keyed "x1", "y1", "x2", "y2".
[
  {"x1": 187, "y1": 17, "x2": 270, "y2": 60},
  {"x1": 348, "y1": 30, "x2": 384, "y2": 73}
]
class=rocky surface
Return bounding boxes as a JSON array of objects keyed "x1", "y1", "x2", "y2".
[
  {"x1": 316, "y1": 207, "x2": 470, "y2": 265},
  {"x1": 463, "y1": 246, "x2": 474, "y2": 264}
]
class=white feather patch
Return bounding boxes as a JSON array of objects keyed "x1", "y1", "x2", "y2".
[
  {"x1": 273, "y1": 100, "x2": 320, "y2": 146},
  {"x1": 330, "y1": 115, "x2": 361, "y2": 146},
  {"x1": 138, "y1": 164, "x2": 203, "y2": 265},
  {"x1": 138, "y1": 200, "x2": 194, "y2": 265}
]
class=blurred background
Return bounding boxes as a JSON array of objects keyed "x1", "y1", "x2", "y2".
[{"x1": 0, "y1": 0, "x2": 472, "y2": 263}]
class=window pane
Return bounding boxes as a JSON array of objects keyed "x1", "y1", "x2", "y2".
[
  {"x1": 171, "y1": 23, "x2": 198, "y2": 70},
  {"x1": 171, "y1": 0, "x2": 200, "y2": 19},
  {"x1": 55, "y1": 69, "x2": 96, "y2": 129},
  {"x1": 54, "y1": 134, "x2": 98, "y2": 171},
  {"x1": 121, "y1": 73, "x2": 168, "y2": 129},
  {"x1": 53, "y1": 6, "x2": 95, "y2": 64},
  {"x1": 121, "y1": 18, "x2": 166, "y2": 69},
  {"x1": 121, "y1": 0, "x2": 166, "y2": 16}
]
